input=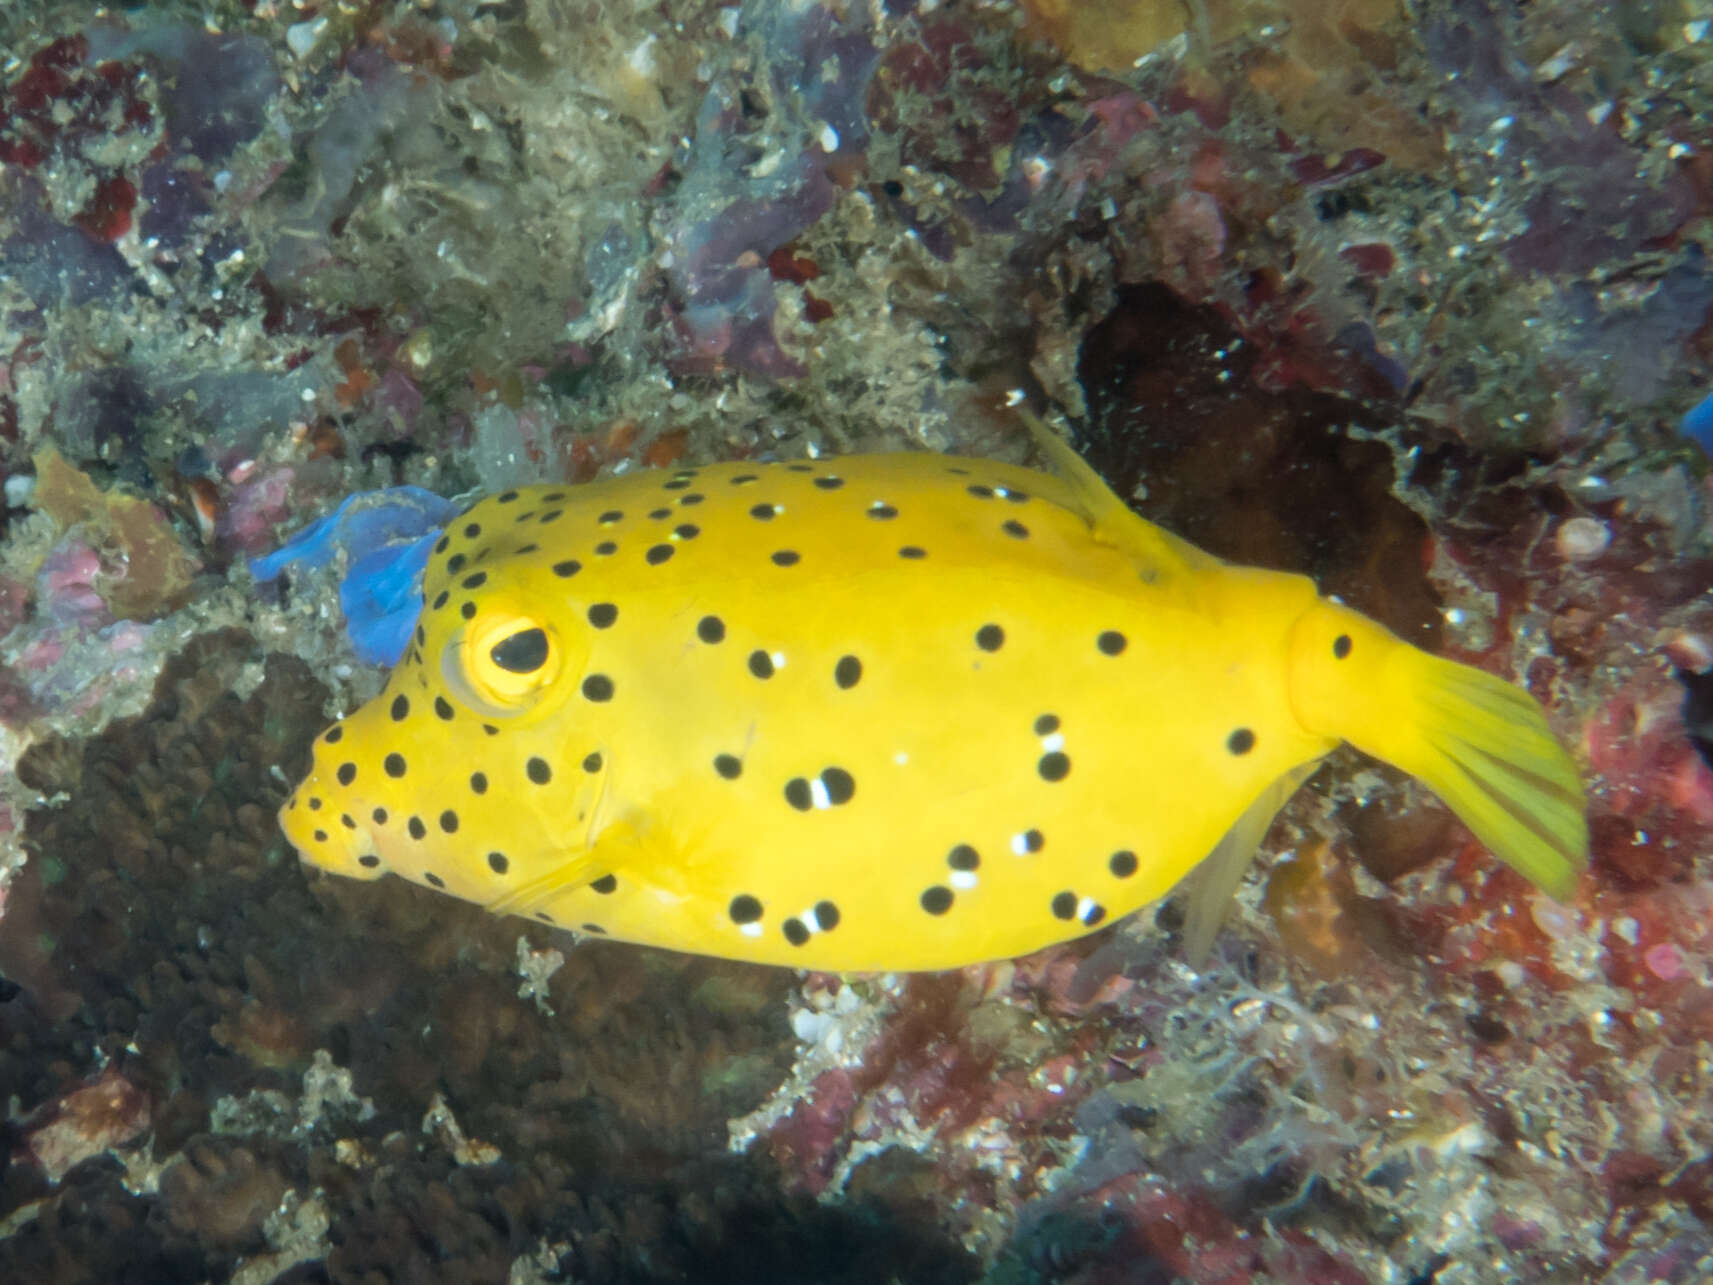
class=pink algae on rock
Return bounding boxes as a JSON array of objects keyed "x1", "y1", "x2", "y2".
[{"x1": 30, "y1": 448, "x2": 199, "y2": 621}]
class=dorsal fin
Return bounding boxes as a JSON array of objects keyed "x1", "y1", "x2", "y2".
[{"x1": 1016, "y1": 412, "x2": 1220, "y2": 582}]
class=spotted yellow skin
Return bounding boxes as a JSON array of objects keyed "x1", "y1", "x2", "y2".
[{"x1": 281, "y1": 441, "x2": 1587, "y2": 971}]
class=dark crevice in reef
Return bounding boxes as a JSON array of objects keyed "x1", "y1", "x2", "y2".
[{"x1": 0, "y1": 629, "x2": 976, "y2": 1284}]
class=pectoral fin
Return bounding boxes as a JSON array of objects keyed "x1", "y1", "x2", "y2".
[{"x1": 485, "y1": 818, "x2": 655, "y2": 920}]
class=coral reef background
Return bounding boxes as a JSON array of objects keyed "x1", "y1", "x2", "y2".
[{"x1": 1, "y1": 0, "x2": 1711, "y2": 1281}]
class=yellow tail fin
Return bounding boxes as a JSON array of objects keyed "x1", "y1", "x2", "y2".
[
  {"x1": 1289, "y1": 601, "x2": 1587, "y2": 898},
  {"x1": 1401, "y1": 651, "x2": 1588, "y2": 897}
]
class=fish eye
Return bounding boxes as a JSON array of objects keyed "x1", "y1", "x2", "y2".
[
  {"x1": 444, "y1": 610, "x2": 563, "y2": 715},
  {"x1": 491, "y1": 627, "x2": 548, "y2": 674}
]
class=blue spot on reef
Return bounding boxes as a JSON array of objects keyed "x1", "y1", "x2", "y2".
[
  {"x1": 1683, "y1": 391, "x2": 1713, "y2": 456},
  {"x1": 249, "y1": 486, "x2": 457, "y2": 666}
]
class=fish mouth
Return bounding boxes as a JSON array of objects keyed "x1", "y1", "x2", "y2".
[{"x1": 279, "y1": 773, "x2": 385, "y2": 880}]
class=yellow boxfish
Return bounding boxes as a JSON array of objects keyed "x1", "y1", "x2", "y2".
[{"x1": 279, "y1": 420, "x2": 1587, "y2": 970}]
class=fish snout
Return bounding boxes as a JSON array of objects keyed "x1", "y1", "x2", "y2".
[{"x1": 278, "y1": 768, "x2": 385, "y2": 880}]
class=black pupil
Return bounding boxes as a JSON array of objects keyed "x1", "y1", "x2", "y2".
[{"x1": 490, "y1": 627, "x2": 549, "y2": 674}]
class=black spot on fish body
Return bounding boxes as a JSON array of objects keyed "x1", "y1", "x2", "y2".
[{"x1": 820, "y1": 767, "x2": 855, "y2": 804}]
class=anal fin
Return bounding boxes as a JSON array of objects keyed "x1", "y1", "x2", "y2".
[{"x1": 1177, "y1": 760, "x2": 1323, "y2": 962}]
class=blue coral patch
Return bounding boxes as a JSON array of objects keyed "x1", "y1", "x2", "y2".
[{"x1": 250, "y1": 486, "x2": 458, "y2": 665}]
